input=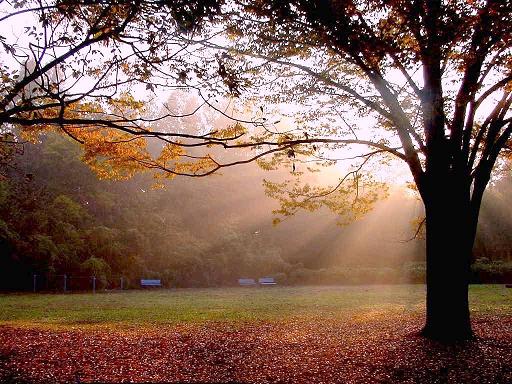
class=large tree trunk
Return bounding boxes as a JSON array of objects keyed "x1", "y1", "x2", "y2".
[{"x1": 420, "y1": 183, "x2": 474, "y2": 341}]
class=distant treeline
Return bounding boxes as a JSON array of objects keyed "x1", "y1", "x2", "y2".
[
  {"x1": 1, "y1": 134, "x2": 512, "y2": 291},
  {"x1": 10, "y1": 260, "x2": 512, "y2": 291},
  {"x1": 0, "y1": 134, "x2": 298, "y2": 290}
]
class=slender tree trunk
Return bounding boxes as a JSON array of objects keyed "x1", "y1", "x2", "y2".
[{"x1": 421, "y1": 181, "x2": 474, "y2": 341}]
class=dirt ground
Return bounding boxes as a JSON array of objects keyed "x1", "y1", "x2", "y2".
[{"x1": 1, "y1": 314, "x2": 511, "y2": 383}]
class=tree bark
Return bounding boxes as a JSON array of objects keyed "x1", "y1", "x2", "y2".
[{"x1": 421, "y1": 180, "x2": 474, "y2": 341}]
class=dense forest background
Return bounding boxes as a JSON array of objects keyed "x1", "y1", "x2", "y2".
[{"x1": 1, "y1": 132, "x2": 512, "y2": 290}]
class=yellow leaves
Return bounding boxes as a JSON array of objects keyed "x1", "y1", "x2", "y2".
[
  {"x1": 213, "y1": 122, "x2": 247, "y2": 139},
  {"x1": 150, "y1": 181, "x2": 166, "y2": 190},
  {"x1": 107, "y1": 93, "x2": 144, "y2": 110},
  {"x1": 107, "y1": 92, "x2": 145, "y2": 118},
  {"x1": 157, "y1": 143, "x2": 184, "y2": 166},
  {"x1": 264, "y1": 173, "x2": 388, "y2": 226},
  {"x1": 173, "y1": 156, "x2": 217, "y2": 176},
  {"x1": 256, "y1": 157, "x2": 279, "y2": 171},
  {"x1": 153, "y1": 145, "x2": 225, "y2": 180}
]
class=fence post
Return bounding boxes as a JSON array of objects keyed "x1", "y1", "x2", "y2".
[
  {"x1": 33, "y1": 274, "x2": 37, "y2": 293},
  {"x1": 63, "y1": 274, "x2": 67, "y2": 292},
  {"x1": 120, "y1": 277, "x2": 123, "y2": 290},
  {"x1": 92, "y1": 276, "x2": 96, "y2": 294}
]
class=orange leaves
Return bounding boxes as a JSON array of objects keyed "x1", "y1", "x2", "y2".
[
  {"x1": 12, "y1": 91, "x2": 157, "y2": 181},
  {"x1": 157, "y1": 143, "x2": 184, "y2": 166},
  {"x1": 74, "y1": 128, "x2": 150, "y2": 180}
]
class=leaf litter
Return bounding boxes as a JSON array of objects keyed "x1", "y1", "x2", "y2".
[{"x1": 0, "y1": 314, "x2": 511, "y2": 383}]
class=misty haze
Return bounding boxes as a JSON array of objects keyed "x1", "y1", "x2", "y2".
[{"x1": 1, "y1": 0, "x2": 512, "y2": 383}]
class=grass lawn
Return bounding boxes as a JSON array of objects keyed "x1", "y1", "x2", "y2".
[
  {"x1": 0, "y1": 285, "x2": 511, "y2": 383},
  {"x1": 0, "y1": 284, "x2": 510, "y2": 329}
]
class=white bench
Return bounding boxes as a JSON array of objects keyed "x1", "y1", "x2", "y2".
[
  {"x1": 238, "y1": 278, "x2": 256, "y2": 286},
  {"x1": 258, "y1": 277, "x2": 277, "y2": 286},
  {"x1": 140, "y1": 279, "x2": 162, "y2": 287}
]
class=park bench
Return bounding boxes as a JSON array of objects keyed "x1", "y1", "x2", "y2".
[
  {"x1": 258, "y1": 277, "x2": 277, "y2": 286},
  {"x1": 238, "y1": 278, "x2": 256, "y2": 286},
  {"x1": 140, "y1": 279, "x2": 162, "y2": 288}
]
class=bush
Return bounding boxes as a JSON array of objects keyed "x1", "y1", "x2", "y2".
[
  {"x1": 471, "y1": 258, "x2": 512, "y2": 283},
  {"x1": 283, "y1": 266, "x2": 406, "y2": 285},
  {"x1": 401, "y1": 262, "x2": 426, "y2": 284}
]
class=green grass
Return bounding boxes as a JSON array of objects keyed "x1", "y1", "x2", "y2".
[{"x1": 0, "y1": 285, "x2": 510, "y2": 329}]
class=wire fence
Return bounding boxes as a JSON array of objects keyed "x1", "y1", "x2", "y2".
[{"x1": 28, "y1": 274, "x2": 129, "y2": 293}]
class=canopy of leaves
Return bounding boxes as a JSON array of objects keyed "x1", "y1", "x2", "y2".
[{"x1": 1, "y1": 0, "x2": 511, "y2": 239}]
